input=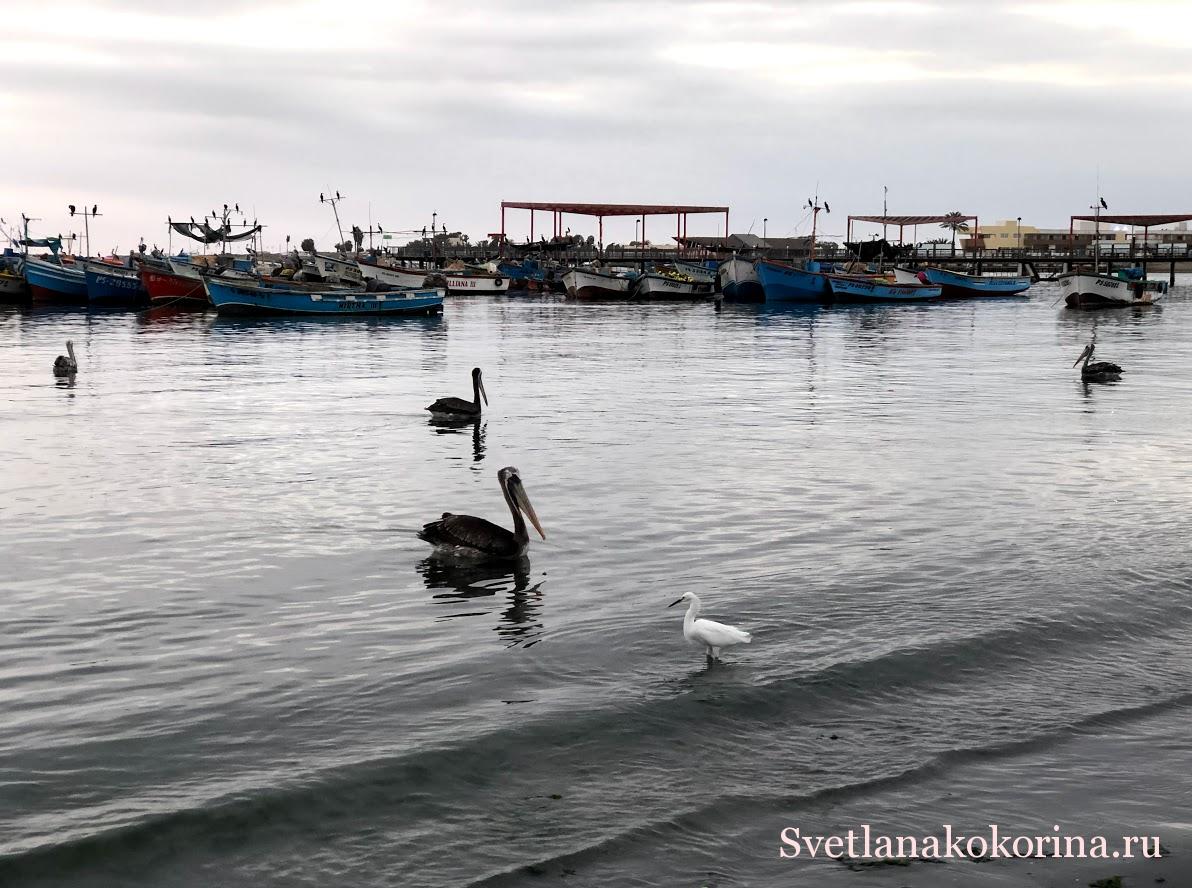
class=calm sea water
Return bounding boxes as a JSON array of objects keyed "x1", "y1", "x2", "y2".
[{"x1": 2, "y1": 286, "x2": 1191, "y2": 887}]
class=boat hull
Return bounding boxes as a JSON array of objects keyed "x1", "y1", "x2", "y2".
[
  {"x1": 754, "y1": 260, "x2": 832, "y2": 303},
  {"x1": 828, "y1": 277, "x2": 941, "y2": 302},
  {"x1": 0, "y1": 272, "x2": 28, "y2": 302},
  {"x1": 635, "y1": 274, "x2": 713, "y2": 299},
  {"x1": 359, "y1": 261, "x2": 508, "y2": 294},
  {"x1": 563, "y1": 269, "x2": 632, "y2": 299},
  {"x1": 1059, "y1": 272, "x2": 1166, "y2": 309},
  {"x1": 719, "y1": 258, "x2": 764, "y2": 302},
  {"x1": 24, "y1": 258, "x2": 88, "y2": 305},
  {"x1": 141, "y1": 267, "x2": 209, "y2": 309},
  {"x1": 921, "y1": 266, "x2": 1032, "y2": 297},
  {"x1": 85, "y1": 265, "x2": 147, "y2": 309},
  {"x1": 205, "y1": 279, "x2": 444, "y2": 315}
]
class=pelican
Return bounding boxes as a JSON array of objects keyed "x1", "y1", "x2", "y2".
[
  {"x1": 427, "y1": 367, "x2": 487, "y2": 418},
  {"x1": 418, "y1": 466, "x2": 545, "y2": 560},
  {"x1": 52, "y1": 340, "x2": 77, "y2": 377},
  {"x1": 1074, "y1": 338, "x2": 1122, "y2": 382},
  {"x1": 668, "y1": 591, "x2": 752, "y2": 663}
]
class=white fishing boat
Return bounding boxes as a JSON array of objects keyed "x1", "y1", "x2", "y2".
[
  {"x1": 357, "y1": 260, "x2": 508, "y2": 294},
  {"x1": 635, "y1": 272, "x2": 713, "y2": 299},
  {"x1": 562, "y1": 268, "x2": 633, "y2": 299},
  {"x1": 719, "y1": 257, "x2": 763, "y2": 301},
  {"x1": 672, "y1": 259, "x2": 716, "y2": 284},
  {"x1": 1058, "y1": 270, "x2": 1166, "y2": 309},
  {"x1": 303, "y1": 252, "x2": 364, "y2": 285}
]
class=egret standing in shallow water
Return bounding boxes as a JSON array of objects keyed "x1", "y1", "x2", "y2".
[
  {"x1": 52, "y1": 340, "x2": 77, "y2": 377},
  {"x1": 427, "y1": 367, "x2": 487, "y2": 419},
  {"x1": 418, "y1": 466, "x2": 545, "y2": 560},
  {"x1": 668, "y1": 591, "x2": 751, "y2": 663}
]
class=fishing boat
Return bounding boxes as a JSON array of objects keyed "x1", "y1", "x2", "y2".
[
  {"x1": 828, "y1": 276, "x2": 941, "y2": 302},
  {"x1": 140, "y1": 263, "x2": 209, "y2": 309},
  {"x1": 918, "y1": 266, "x2": 1032, "y2": 297},
  {"x1": 303, "y1": 252, "x2": 365, "y2": 285},
  {"x1": 719, "y1": 257, "x2": 763, "y2": 302},
  {"x1": 0, "y1": 257, "x2": 27, "y2": 302},
  {"x1": 1058, "y1": 268, "x2": 1167, "y2": 309},
  {"x1": 358, "y1": 260, "x2": 508, "y2": 294},
  {"x1": 754, "y1": 259, "x2": 834, "y2": 303},
  {"x1": 562, "y1": 268, "x2": 633, "y2": 299},
  {"x1": 24, "y1": 256, "x2": 88, "y2": 305},
  {"x1": 672, "y1": 259, "x2": 717, "y2": 284},
  {"x1": 634, "y1": 272, "x2": 713, "y2": 299},
  {"x1": 84, "y1": 261, "x2": 147, "y2": 309},
  {"x1": 204, "y1": 278, "x2": 444, "y2": 316}
]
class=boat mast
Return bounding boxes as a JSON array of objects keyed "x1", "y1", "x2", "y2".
[
  {"x1": 321, "y1": 190, "x2": 347, "y2": 250},
  {"x1": 1093, "y1": 197, "x2": 1101, "y2": 274}
]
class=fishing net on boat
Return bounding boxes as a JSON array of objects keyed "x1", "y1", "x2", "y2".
[{"x1": 169, "y1": 221, "x2": 262, "y2": 244}]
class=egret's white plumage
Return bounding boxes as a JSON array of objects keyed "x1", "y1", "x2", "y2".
[{"x1": 668, "y1": 591, "x2": 751, "y2": 661}]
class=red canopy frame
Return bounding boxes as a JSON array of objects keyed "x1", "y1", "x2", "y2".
[{"x1": 499, "y1": 201, "x2": 730, "y2": 256}]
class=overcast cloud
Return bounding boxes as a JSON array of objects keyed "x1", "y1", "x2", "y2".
[{"x1": 3, "y1": 0, "x2": 1191, "y2": 251}]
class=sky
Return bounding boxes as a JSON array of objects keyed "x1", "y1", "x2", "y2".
[{"x1": 3, "y1": 0, "x2": 1192, "y2": 254}]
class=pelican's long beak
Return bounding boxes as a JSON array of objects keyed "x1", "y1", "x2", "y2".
[
  {"x1": 668, "y1": 596, "x2": 685, "y2": 608},
  {"x1": 1073, "y1": 345, "x2": 1088, "y2": 367},
  {"x1": 479, "y1": 375, "x2": 488, "y2": 406},
  {"x1": 513, "y1": 480, "x2": 545, "y2": 539}
]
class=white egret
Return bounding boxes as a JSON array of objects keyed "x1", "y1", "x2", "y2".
[{"x1": 668, "y1": 591, "x2": 751, "y2": 662}]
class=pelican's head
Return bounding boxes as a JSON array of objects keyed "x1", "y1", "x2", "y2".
[
  {"x1": 668, "y1": 591, "x2": 699, "y2": 608},
  {"x1": 472, "y1": 367, "x2": 488, "y2": 406},
  {"x1": 499, "y1": 466, "x2": 544, "y2": 539},
  {"x1": 1073, "y1": 343, "x2": 1093, "y2": 367}
]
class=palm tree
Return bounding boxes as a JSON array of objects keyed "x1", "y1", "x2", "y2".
[{"x1": 940, "y1": 211, "x2": 969, "y2": 256}]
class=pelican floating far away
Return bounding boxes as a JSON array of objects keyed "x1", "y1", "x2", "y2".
[
  {"x1": 427, "y1": 367, "x2": 487, "y2": 418},
  {"x1": 418, "y1": 466, "x2": 545, "y2": 560},
  {"x1": 1074, "y1": 337, "x2": 1122, "y2": 382},
  {"x1": 52, "y1": 340, "x2": 77, "y2": 377},
  {"x1": 668, "y1": 591, "x2": 752, "y2": 663}
]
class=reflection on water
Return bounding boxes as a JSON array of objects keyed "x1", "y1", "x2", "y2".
[
  {"x1": 417, "y1": 556, "x2": 544, "y2": 648},
  {"x1": 428, "y1": 415, "x2": 485, "y2": 463}
]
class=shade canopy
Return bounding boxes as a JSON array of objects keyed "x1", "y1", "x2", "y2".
[
  {"x1": 1070, "y1": 213, "x2": 1192, "y2": 227},
  {"x1": 501, "y1": 201, "x2": 728, "y2": 217},
  {"x1": 848, "y1": 214, "x2": 976, "y2": 225}
]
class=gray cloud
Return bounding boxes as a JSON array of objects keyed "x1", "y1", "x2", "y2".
[{"x1": 3, "y1": 0, "x2": 1191, "y2": 251}]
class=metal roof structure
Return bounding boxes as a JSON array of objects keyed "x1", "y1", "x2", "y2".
[
  {"x1": 1069, "y1": 213, "x2": 1192, "y2": 227},
  {"x1": 499, "y1": 201, "x2": 731, "y2": 255},
  {"x1": 500, "y1": 201, "x2": 728, "y2": 216},
  {"x1": 847, "y1": 213, "x2": 978, "y2": 244}
]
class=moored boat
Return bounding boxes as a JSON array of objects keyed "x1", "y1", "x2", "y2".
[
  {"x1": 204, "y1": 278, "x2": 444, "y2": 316},
  {"x1": 754, "y1": 259, "x2": 833, "y2": 303},
  {"x1": 0, "y1": 257, "x2": 27, "y2": 302},
  {"x1": 1058, "y1": 269, "x2": 1166, "y2": 309},
  {"x1": 827, "y1": 276, "x2": 941, "y2": 302},
  {"x1": 635, "y1": 272, "x2": 713, "y2": 299},
  {"x1": 84, "y1": 262, "x2": 148, "y2": 309},
  {"x1": 920, "y1": 266, "x2": 1032, "y2": 297},
  {"x1": 672, "y1": 259, "x2": 717, "y2": 284},
  {"x1": 140, "y1": 264, "x2": 209, "y2": 309},
  {"x1": 24, "y1": 256, "x2": 88, "y2": 305},
  {"x1": 358, "y1": 259, "x2": 508, "y2": 294},
  {"x1": 562, "y1": 268, "x2": 633, "y2": 299},
  {"x1": 719, "y1": 257, "x2": 764, "y2": 302}
]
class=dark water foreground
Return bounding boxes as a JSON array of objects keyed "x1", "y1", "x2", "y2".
[{"x1": 1, "y1": 288, "x2": 1190, "y2": 887}]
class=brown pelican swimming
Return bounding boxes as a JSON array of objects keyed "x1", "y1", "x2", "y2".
[
  {"x1": 1074, "y1": 337, "x2": 1122, "y2": 382},
  {"x1": 418, "y1": 466, "x2": 545, "y2": 559},
  {"x1": 52, "y1": 340, "x2": 77, "y2": 377},
  {"x1": 427, "y1": 367, "x2": 487, "y2": 418}
]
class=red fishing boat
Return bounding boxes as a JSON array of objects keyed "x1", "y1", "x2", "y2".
[{"x1": 140, "y1": 263, "x2": 209, "y2": 309}]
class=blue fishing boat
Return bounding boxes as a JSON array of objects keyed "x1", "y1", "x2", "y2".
[
  {"x1": 205, "y1": 278, "x2": 444, "y2": 316},
  {"x1": 828, "y1": 276, "x2": 941, "y2": 303},
  {"x1": 754, "y1": 259, "x2": 834, "y2": 303},
  {"x1": 24, "y1": 256, "x2": 88, "y2": 305},
  {"x1": 920, "y1": 266, "x2": 1032, "y2": 298},
  {"x1": 84, "y1": 262, "x2": 148, "y2": 309}
]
